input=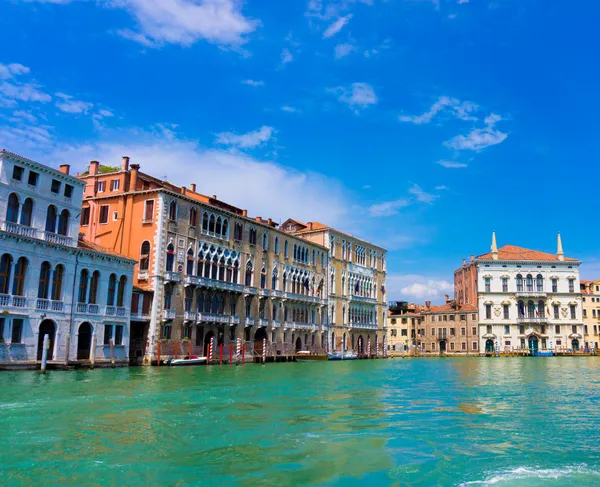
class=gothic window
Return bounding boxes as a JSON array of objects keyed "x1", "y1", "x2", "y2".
[
  {"x1": 262, "y1": 232, "x2": 268, "y2": 250},
  {"x1": 117, "y1": 275, "x2": 127, "y2": 307},
  {"x1": 189, "y1": 207, "x2": 198, "y2": 226},
  {"x1": 202, "y1": 212, "x2": 209, "y2": 232},
  {"x1": 166, "y1": 243, "x2": 175, "y2": 271},
  {"x1": 284, "y1": 240, "x2": 289, "y2": 257},
  {"x1": 51, "y1": 265, "x2": 64, "y2": 301},
  {"x1": 169, "y1": 200, "x2": 177, "y2": 220},
  {"x1": 38, "y1": 261, "x2": 51, "y2": 299},
  {"x1": 140, "y1": 241, "x2": 150, "y2": 271},
  {"x1": 0, "y1": 254, "x2": 12, "y2": 294},
  {"x1": 6, "y1": 193, "x2": 19, "y2": 223},
  {"x1": 107, "y1": 274, "x2": 116, "y2": 306},
  {"x1": 57, "y1": 209, "x2": 69, "y2": 236},
  {"x1": 78, "y1": 269, "x2": 89, "y2": 303},
  {"x1": 89, "y1": 271, "x2": 100, "y2": 304},
  {"x1": 186, "y1": 248, "x2": 194, "y2": 275},
  {"x1": 260, "y1": 267, "x2": 267, "y2": 289},
  {"x1": 245, "y1": 261, "x2": 253, "y2": 286},
  {"x1": 45, "y1": 205, "x2": 57, "y2": 232},
  {"x1": 274, "y1": 237, "x2": 279, "y2": 254},
  {"x1": 12, "y1": 257, "x2": 27, "y2": 296},
  {"x1": 19, "y1": 198, "x2": 33, "y2": 226}
]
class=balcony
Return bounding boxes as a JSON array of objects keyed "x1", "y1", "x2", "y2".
[
  {"x1": 2, "y1": 221, "x2": 37, "y2": 238},
  {"x1": 436, "y1": 330, "x2": 448, "y2": 340},
  {"x1": 516, "y1": 291, "x2": 547, "y2": 298},
  {"x1": 245, "y1": 317, "x2": 255, "y2": 327},
  {"x1": 0, "y1": 294, "x2": 28, "y2": 311},
  {"x1": 164, "y1": 271, "x2": 181, "y2": 283},
  {"x1": 229, "y1": 315, "x2": 240, "y2": 325},
  {"x1": 197, "y1": 313, "x2": 230, "y2": 324},
  {"x1": 258, "y1": 318, "x2": 269, "y2": 327},
  {"x1": 184, "y1": 311, "x2": 197, "y2": 322},
  {"x1": 258, "y1": 289, "x2": 271, "y2": 297},
  {"x1": 116, "y1": 307, "x2": 127, "y2": 317},
  {"x1": 35, "y1": 299, "x2": 64, "y2": 312},
  {"x1": 292, "y1": 322, "x2": 317, "y2": 331},
  {"x1": 42, "y1": 231, "x2": 74, "y2": 247},
  {"x1": 272, "y1": 290, "x2": 284, "y2": 299},
  {"x1": 283, "y1": 292, "x2": 327, "y2": 305},
  {"x1": 186, "y1": 276, "x2": 245, "y2": 293},
  {"x1": 271, "y1": 320, "x2": 281, "y2": 329},
  {"x1": 88, "y1": 304, "x2": 100, "y2": 315},
  {"x1": 349, "y1": 294, "x2": 378, "y2": 304},
  {"x1": 131, "y1": 310, "x2": 151, "y2": 321},
  {"x1": 162, "y1": 309, "x2": 176, "y2": 320},
  {"x1": 137, "y1": 271, "x2": 149, "y2": 281},
  {"x1": 517, "y1": 316, "x2": 548, "y2": 324},
  {"x1": 350, "y1": 322, "x2": 378, "y2": 330},
  {"x1": 105, "y1": 306, "x2": 116, "y2": 316}
]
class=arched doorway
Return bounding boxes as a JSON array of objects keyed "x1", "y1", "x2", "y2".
[
  {"x1": 77, "y1": 322, "x2": 92, "y2": 360},
  {"x1": 439, "y1": 340, "x2": 447, "y2": 354},
  {"x1": 485, "y1": 339, "x2": 494, "y2": 354},
  {"x1": 331, "y1": 331, "x2": 335, "y2": 351},
  {"x1": 357, "y1": 335, "x2": 364, "y2": 355},
  {"x1": 528, "y1": 336, "x2": 539, "y2": 354},
  {"x1": 572, "y1": 338, "x2": 580, "y2": 350},
  {"x1": 37, "y1": 320, "x2": 56, "y2": 361},
  {"x1": 204, "y1": 330, "x2": 214, "y2": 358},
  {"x1": 295, "y1": 336, "x2": 302, "y2": 352},
  {"x1": 254, "y1": 327, "x2": 268, "y2": 356}
]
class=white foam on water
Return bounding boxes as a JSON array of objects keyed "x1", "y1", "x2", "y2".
[{"x1": 461, "y1": 465, "x2": 600, "y2": 486}]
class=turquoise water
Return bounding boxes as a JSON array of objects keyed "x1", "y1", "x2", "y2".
[{"x1": 1, "y1": 358, "x2": 600, "y2": 486}]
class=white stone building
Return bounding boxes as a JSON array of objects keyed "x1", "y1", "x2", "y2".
[
  {"x1": 476, "y1": 232, "x2": 583, "y2": 355},
  {"x1": 0, "y1": 150, "x2": 135, "y2": 368}
]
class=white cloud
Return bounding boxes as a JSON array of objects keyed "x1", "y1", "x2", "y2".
[
  {"x1": 0, "y1": 63, "x2": 30, "y2": 80},
  {"x1": 444, "y1": 113, "x2": 507, "y2": 151},
  {"x1": 458, "y1": 0, "x2": 470, "y2": 4},
  {"x1": 242, "y1": 79, "x2": 264, "y2": 87},
  {"x1": 323, "y1": 14, "x2": 352, "y2": 38},
  {"x1": 0, "y1": 81, "x2": 51, "y2": 104},
  {"x1": 368, "y1": 199, "x2": 410, "y2": 217},
  {"x1": 97, "y1": 109, "x2": 114, "y2": 118},
  {"x1": 55, "y1": 92, "x2": 94, "y2": 114},
  {"x1": 399, "y1": 96, "x2": 478, "y2": 124},
  {"x1": 12, "y1": 110, "x2": 38, "y2": 124},
  {"x1": 435, "y1": 185, "x2": 447, "y2": 190},
  {"x1": 437, "y1": 160, "x2": 468, "y2": 168},
  {"x1": 215, "y1": 125, "x2": 274, "y2": 149},
  {"x1": 281, "y1": 48, "x2": 293, "y2": 64},
  {"x1": 334, "y1": 42, "x2": 356, "y2": 59},
  {"x1": 386, "y1": 274, "x2": 453, "y2": 302},
  {"x1": 331, "y1": 82, "x2": 377, "y2": 112},
  {"x1": 281, "y1": 105, "x2": 300, "y2": 113},
  {"x1": 409, "y1": 183, "x2": 438, "y2": 204}
]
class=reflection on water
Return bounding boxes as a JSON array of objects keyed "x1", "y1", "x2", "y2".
[{"x1": 1, "y1": 358, "x2": 600, "y2": 486}]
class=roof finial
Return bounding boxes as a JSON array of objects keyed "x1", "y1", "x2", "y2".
[
  {"x1": 491, "y1": 231, "x2": 498, "y2": 260},
  {"x1": 557, "y1": 232, "x2": 564, "y2": 261}
]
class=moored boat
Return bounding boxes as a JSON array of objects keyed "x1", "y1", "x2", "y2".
[
  {"x1": 168, "y1": 355, "x2": 207, "y2": 366},
  {"x1": 327, "y1": 351, "x2": 358, "y2": 361},
  {"x1": 295, "y1": 350, "x2": 328, "y2": 362}
]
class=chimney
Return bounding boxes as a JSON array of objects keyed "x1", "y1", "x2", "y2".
[
  {"x1": 130, "y1": 164, "x2": 140, "y2": 191},
  {"x1": 267, "y1": 218, "x2": 273, "y2": 226},
  {"x1": 59, "y1": 164, "x2": 70, "y2": 175},
  {"x1": 557, "y1": 232, "x2": 564, "y2": 261},
  {"x1": 445, "y1": 294, "x2": 450, "y2": 303},
  {"x1": 491, "y1": 231, "x2": 498, "y2": 260},
  {"x1": 122, "y1": 156, "x2": 130, "y2": 171},
  {"x1": 89, "y1": 160, "x2": 99, "y2": 176},
  {"x1": 212, "y1": 195, "x2": 217, "y2": 200},
  {"x1": 425, "y1": 300, "x2": 431, "y2": 310},
  {"x1": 242, "y1": 209, "x2": 248, "y2": 217},
  {"x1": 190, "y1": 183, "x2": 197, "y2": 192},
  {"x1": 470, "y1": 254, "x2": 474, "y2": 263},
  {"x1": 462, "y1": 258, "x2": 466, "y2": 266},
  {"x1": 255, "y1": 216, "x2": 262, "y2": 222}
]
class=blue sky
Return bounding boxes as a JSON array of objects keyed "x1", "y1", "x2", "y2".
[{"x1": 2, "y1": 0, "x2": 600, "y2": 302}]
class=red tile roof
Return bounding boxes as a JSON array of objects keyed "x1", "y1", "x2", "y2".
[
  {"x1": 477, "y1": 245, "x2": 577, "y2": 262},
  {"x1": 425, "y1": 303, "x2": 478, "y2": 313},
  {"x1": 78, "y1": 240, "x2": 136, "y2": 262}
]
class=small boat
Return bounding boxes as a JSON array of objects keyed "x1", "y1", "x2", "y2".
[
  {"x1": 168, "y1": 355, "x2": 207, "y2": 366},
  {"x1": 327, "y1": 351, "x2": 358, "y2": 361},
  {"x1": 295, "y1": 350, "x2": 328, "y2": 362}
]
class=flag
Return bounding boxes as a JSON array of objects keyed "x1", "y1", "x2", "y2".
[
  {"x1": 381, "y1": 285, "x2": 386, "y2": 295},
  {"x1": 519, "y1": 302, "x2": 525, "y2": 317},
  {"x1": 303, "y1": 278, "x2": 309, "y2": 290},
  {"x1": 354, "y1": 280, "x2": 359, "y2": 293},
  {"x1": 535, "y1": 304, "x2": 538, "y2": 317},
  {"x1": 317, "y1": 278, "x2": 323, "y2": 293},
  {"x1": 547, "y1": 306, "x2": 551, "y2": 317}
]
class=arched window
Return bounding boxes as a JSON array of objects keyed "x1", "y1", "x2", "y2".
[
  {"x1": 538, "y1": 300, "x2": 545, "y2": 318},
  {"x1": 215, "y1": 217, "x2": 222, "y2": 236},
  {"x1": 249, "y1": 227, "x2": 257, "y2": 245},
  {"x1": 217, "y1": 295, "x2": 224, "y2": 314},
  {"x1": 186, "y1": 248, "x2": 194, "y2": 275},
  {"x1": 6, "y1": 193, "x2": 19, "y2": 223},
  {"x1": 211, "y1": 256, "x2": 218, "y2": 280},
  {"x1": 203, "y1": 255, "x2": 211, "y2": 278},
  {"x1": 19, "y1": 198, "x2": 33, "y2": 226},
  {"x1": 202, "y1": 212, "x2": 209, "y2": 232},
  {"x1": 233, "y1": 261, "x2": 239, "y2": 283},
  {"x1": 57, "y1": 209, "x2": 69, "y2": 236},
  {"x1": 107, "y1": 274, "x2": 117, "y2": 306},
  {"x1": 245, "y1": 261, "x2": 253, "y2": 286},
  {"x1": 536, "y1": 274, "x2": 543, "y2": 292},
  {"x1": 527, "y1": 300, "x2": 535, "y2": 318},
  {"x1": 0, "y1": 254, "x2": 12, "y2": 294},
  {"x1": 197, "y1": 294, "x2": 204, "y2": 313},
  {"x1": 51, "y1": 265, "x2": 64, "y2": 300},
  {"x1": 209, "y1": 215, "x2": 216, "y2": 233},
  {"x1": 166, "y1": 243, "x2": 175, "y2": 271},
  {"x1": 274, "y1": 237, "x2": 279, "y2": 254},
  {"x1": 284, "y1": 240, "x2": 289, "y2": 257},
  {"x1": 262, "y1": 232, "x2": 268, "y2": 250},
  {"x1": 117, "y1": 275, "x2": 127, "y2": 307},
  {"x1": 272, "y1": 268, "x2": 278, "y2": 290},
  {"x1": 140, "y1": 241, "x2": 150, "y2": 271},
  {"x1": 516, "y1": 274, "x2": 523, "y2": 292},
  {"x1": 218, "y1": 257, "x2": 225, "y2": 281},
  {"x1": 211, "y1": 295, "x2": 218, "y2": 313},
  {"x1": 293, "y1": 244, "x2": 297, "y2": 260},
  {"x1": 38, "y1": 261, "x2": 51, "y2": 299},
  {"x1": 169, "y1": 201, "x2": 177, "y2": 220},
  {"x1": 226, "y1": 260, "x2": 233, "y2": 282},
  {"x1": 89, "y1": 271, "x2": 100, "y2": 304},
  {"x1": 12, "y1": 257, "x2": 27, "y2": 296},
  {"x1": 189, "y1": 207, "x2": 198, "y2": 226},
  {"x1": 45, "y1": 205, "x2": 57, "y2": 232},
  {"x1": 260, "y1": 267, "x2": 267, "y2": 289},
  {"x1": 526, "y1": 274, "x2": 533, "y2": 292},
  {"x1": 222, "y1": 219, "x2": 229, "y2": 238},
  {"x1": 78, "y1": 269, "x2": 89, "y2": 303},
  {"x1": 312, "y1": 249, "x2": 316, "y2": 265},
  {"x1": 283, "y1": 272, "x2": 287, "y2": 292}
]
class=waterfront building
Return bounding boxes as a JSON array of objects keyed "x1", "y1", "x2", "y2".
[
  {"x1": 281, "y1": 219, "x2": 387, "y2": 356},
  {"x1": 457, "y1": 232, "x2": 583, "y2": 355},
  {"x1": 387, "y1": 301, "x2": 422, "y2": 355},
  {"x1": 78, "y1": 158, "x2": 328, "y2": 364},
  {"x1": 0, "y1": 150, "x2": 135, "y2": 367},
  {"x1": 581, "y1": 279, "x2": 600, "y2": 350},
  {"x1": 417, "y1": 298, "x2": 479, "y2": 355}
]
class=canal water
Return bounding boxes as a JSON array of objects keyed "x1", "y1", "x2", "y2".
[{"x1": 1, "y1": 358, "x2": 600, "y2": 486}]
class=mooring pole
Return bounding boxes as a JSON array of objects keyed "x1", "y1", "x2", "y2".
[
  {"x1": 64, "y1": 333, "x2": 70, "y2": 366},
  {"x1": 90, "y1": 334, "x2": 97, "y2": 369},
  {"x1": 109, "y1": 338, "x2": 116, "y2": 368},
  {"x1": 157, "y1": 341, "x2": 161, "y2": 366},
  {"x1": 40, "y1": 334, "x2": 49, "y2": 374}
]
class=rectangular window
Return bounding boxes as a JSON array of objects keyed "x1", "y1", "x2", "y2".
[
  {"x1": 51, "y1": 179, "x2": 61, "y2": 193},
  {"x1": 472, "y1": 314, "x2": 476, "y2": 320},
  {"x1": 110, "y1": 179, "x2": 120, "y2": 191},
  {"x1": 461, "y1": 342, "x2": 466, "y2": 350},
  {"x1": 504, "y1": 325, "x2": 510, "y2": 334},
  {"x1": 144, "y1": 200, "x2": 154, "y2": 222},
  {"x1": 27, "y1": 171, "x2": 39, "y2": 186},
  {"x1": 460, "y1": 314, "x2": 466, "y2": 321},
  {"x1": 553, "y1": 305, "x2": 559, "y2": 319},
  {"x1": 556, "y1": 340, "x2": 562, "y2": 346},
  {"x1": 485, "y1": 304, "x2": 492, "y2": 320},
  {"x1": 104, "y1": 324, "x2": 112, "y2": 345},
  {"x1": 99, "y1": 205, "x2": 109, "y2": 224},
  {"x1": 81, "y1": 207, "x2": 90, "y2": 226},
  {"x1": 391, "y1": 329, "x2": 397, "y2": 337},
  {"x1": 162, "y1": 324, "x2": 172, "y2": 340},
  {"x1": 472, "y1": 342, "x2": 477, "y2": 350},
  {"x1": 555, "y1": 324, "x2": 560, "y2": 334},
  {"x1": 472, "y1": 327, "x2": 477, "y2": 335},
  {"x1": 450, "y1": 328, "x2": 455, "y2": 336},
  {"x1": 569, "y1": 279, "x2": 575, "y2": 293},
  {"x1": 502, "y1": 278, "x2": 508, "y2": 292},
  {"x1": 485, "y1": 277, "x2": 491, "y2": 292},
  {"x1": 584, "y1": 325, "x2": 589, "y2": 335},
  {"x1": 552, "y1": 279, "x2": 558, "y2": 293},
  {"x1": 64, "y1": 184, "x2": 74, "y2": 198},
  {"x1": 486, "y1": 325, "x2": 492, "y2": 334},
  {"x1": 11, "y1": 319, "x2": 23, "y2": 343},
  {"x1": 461, "y1": 327, "x2": 466, "y2": 336},
  {"x1": 432, "y1": 328, "x2": 435, "y2": 336},
  {"x1": 450, "y1": 342, "x2": 455, "y2": 351},
  {"x1": 570, "y1": 305, "x2": 576, "y2": 319},
  {"x1": 449, "y1": 315, "x2": 455, "y2": 321},
  {"x1": 114, "y1": 325, "x2": 123, "y2": 345},
  {"x1": 519, "y1": 325, "x2": 525, "y2": 334},
  {"x1": 96, "y1": 181, "x2": 105, "y2": 193},
  {"x1": 572, "y1": 325, "x2": 577, "y2": 333},
  {"x1": 12, "y1": 165, "x2": 24, "y2": 181},
  {"x1": 505, "y1": 340, "x2": 511, "y2": 346},
  {"x1": 401, "y1": 329, "x2": 407, "y2": 336},
  {"x1": 503, "y1": 304, "x2": 509, "y2": 320},
  {"x1": 431, "y1": 343, "x2": 436, "y2": 351},
  {"x1": 585, "y1": 309, "x2": 589, "y2": 318}
]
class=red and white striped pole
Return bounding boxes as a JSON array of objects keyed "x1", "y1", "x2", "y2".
[
  {"x1": 208, "y1": 337, "x2": 214, "y2": 364},
  {"x1": 262, "y1": 338, "x2": 266, "y2": 364},
  {"x1": 236, "y1": 338, "x2": 241, "y2": 360},
  {"x1": 367, "y1": 337, "x2": 371, "y2": 358}
]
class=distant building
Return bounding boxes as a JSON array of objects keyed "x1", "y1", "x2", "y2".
[
  {"x1": 581, "y1": 279, "x2": 600, "y2": 350},
  {"x1": 417, "y1": 298, "x2": 479, "y2": 355},
  {"x1": 281, "y1": 219, "x2": 387, "y2": 356},
  {"x1": 387, "y1": 301, "x2": 422, "y2": 355},
  {"x1": 0, "y1": 150, "x2": 135, "y2": 367},
  {"x1": 461, "y1": 232, "x2": 583, "y2": 355}
]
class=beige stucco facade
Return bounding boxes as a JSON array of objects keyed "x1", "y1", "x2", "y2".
[{"x1": 581, "y1": 279, "x2": 600, "y2": 350}]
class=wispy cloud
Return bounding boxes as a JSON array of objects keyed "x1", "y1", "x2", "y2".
[
  {"x1": 323, "y1": 14, "x2": 352, "y2": 38},
  {"x1": 55, "y1": 92, "x2": 94, "y2": 114},
  {"x1": 334, "y1": 42, "x2": 356, "y2": 59},
  {"x1": 330, "y1": 82, "x2": 377, "y2": 113},
  {"x1": 242, "y1": 79, "x2": 264, "y2": 87},
  {"x1": 368, "y1": 199, "x2": 411, "y2": 217},
  {"x1": 281, "y1": 48, "x2": 293, "y2": 64},
  {"x1": 444, "y1": 114, "x2": 508, "y2": 151},
  {"x1": 215, "y1": 125, "x2": 275, "y2": 149},
  {"x1": 399, "y1": 96, "x2": 478, "y2": 124},
  {"x1": 0, "y1": 63, "x2": 30, "y2": 80},
  {"x1": 437, "y1": 160, "x2": 468, "y2": 168},
  {"x1": 409, "y1": 183, "x2": 438, "y2": 203},
  {"x1": 281, "y1": 105, "x2": 300, "y2": 113}
]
